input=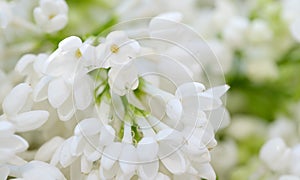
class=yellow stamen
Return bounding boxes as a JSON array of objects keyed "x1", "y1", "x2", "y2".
[
  {"x1": 110, "y1": 44, "x2": 119, "y2": 53},
  {"x1": 75, "y1": 49, "x2": 82, "y2": 58}
]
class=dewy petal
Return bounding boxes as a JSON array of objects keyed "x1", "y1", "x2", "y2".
[
  {"x1": 11, "y1": 110, "x2": 49, "y2": 132},
  {"x1": 137, "y1": 137, "x2": 159, "y2": 161},
  {"x1": 0, "y1": 135, "x2": 28, "y2": 152},
  {"x1": 58, "y1": 36, "x2": 82, "y2": 51},
  {"x1": 158, "y1": 142, "x2": 186, "y2": 174},
  {"x1": 119, "y1": 144, "x2": 138, "y2": 174},
  {"x1": 138, "y1": 161, "x2": 159, "y2": 179},
  {"x1": 3, "y1": 83, "x2": 32, "y2": 116},
  {"x1": 73, "y1": 75, "x2": 92, "y2": 110},
  {"x1": 35, "y1": 136, "x2": 65, "y2": 162},
  {"x1": 101, "y1": 142, "x2": 122, "y2": 170},
  {"x1": 74, "y1": 118, "x2": 101, "y2": 136},
  {"x1": 99, "y1": 125, "x2": 116, "y2": 146},
  {"x1": 48, "y1": 78, "x2": 70, "y2": 108},
  {"x1": 33, "y1": 76, "x2": 52, "y2": 102},
  {"x1": 0, "y1": 121, "x2": 15, "y2": 137}
]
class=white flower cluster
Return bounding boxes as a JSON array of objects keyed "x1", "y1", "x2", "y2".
[
  {"x1": 257, "y1": 118, "x2": 300, "y2": 180},
  {"x1": 117, "y1": 0, "x2": 300, "y2": 82},
  {"x1": 0, "y1": 12, "x2": 229, "y2": 180}
]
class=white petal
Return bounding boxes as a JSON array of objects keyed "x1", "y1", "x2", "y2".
[
  {"x1": 84, "y1": 144, "x2": 102, "y2": 162},
  {"x1": 155, "y1": 173, "x2": 171, "y2": 180},
  {"x1": 137, "y1": 137, "x2": 159, "y2": 161},
  {"x1": 59, "y1": 138, "x2": 76, "y2": 168},
  {"x1": 74, "y1": 118, "x2": 101, "y2": 136},
  {"x1": 48, "y1": 78, "x2": 70, "y2": 108},
  {"x1": 155, "y1": 12, "x2": 183, "y2": 22},
  {"x1": 166, "y1": 98, "x2": 182, "y2": 121},
  {"x1": 0, "y1": 121, "x2": 15, "y2": 137},
  {"x1": 99, "y1": 125, "x2": 116, "y2": 146},
  {"x1": 119, "y1": 144, "x2": 138, "y2": 174},
  {"x1": 86, "y1": 170, "x2": 100, "y2": 180},
  {"x1": 101, "y1": 142, "x2": 122, "y2": 170},
  {"x1": 58, "y1": 36, "x2": 82, "y2": 51},
  {"x1": 175, "y1": 82, "x2": 206, "y2": 99},
  {"x1": 70, "y1": 136, "x2": 85, "y2": 156},
  {"x1": 34, "y1": 8, "x2": 48, "y2": 25},
  {"x1": 0, "y1": 166, "x2": 9, "y2": 180},
  {"x1": 158, "y1": 142, "x2": 186, "y2": 174},
  {"x1": 0, "y1": 135, "x2": 28, "y2": 152},
  {"x1": 81, "y1": 155, "x2": 93, "y2": 174},
  {"x1": 193, "y1": 163, "x2": 216, "y2": 180},
  {"x1": 207, "y1": 107, "x2": 230, "y2": 131},
  {"x1": 138, "y1": 161, "x2": 159, "y2": 179},
  {"x1": 47, "y1": 15, "x2": 67, "y2": 33},
  {"x1": 74, "y1": 75, "x2": 92, "y2": 110},
  {"x1": 3, "y1": 83, "x2": 32, "y2": 116},
  {"x1": 203, "y1": 84, "x2": 229, "y2": 98},
  {"x1": 291, "y1": 19, "x2": 300, "y2": 42},
  {"x1": 259, "y1": 138, "x2": 291, "y2": 171},
  {"x1": 11, "y1": 110, "x2": 49, "y2": 132},
  {"x1": 156, "y1": 129, "x2": 184, "y2": 146},
  {"x1": 33, "y1": 76, "x2": 52, "y2": 102},
  {"x1": 57, "y1": 96, "x2": 75, "y2": 121},
  {"x1": 99, "y1": 163, "x2": 119, "y2": 179},
  {"x1": 182, "y1": 95, "x2": 222, "y2": 111},
  {"x1": 35, "y1": 136, "x2": 65, "y2": 162},
  {"x1": 80, "y1": 44, "x2": 97, "y2": 66},
  {"x1": 15, "y1": 54, "x2": 35, "y2": 75},
  {"x1": 21, "y1": 161, "x2": 66, "y2": 180}
]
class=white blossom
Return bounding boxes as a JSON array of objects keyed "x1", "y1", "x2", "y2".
[{"x1": 33, "y1": 0, "x2": 68, "y2": 33}]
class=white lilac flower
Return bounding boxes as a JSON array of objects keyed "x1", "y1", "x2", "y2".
[
  {"x1": 7, "y1": 161, "x2": 66, "y2": 180},
  {"x1": 96, "y1": 31, "x2": 141, "y2": 96},
  {"x1": 24, "y1": 36, "x2": 94, "y2": 121},
  {"x1": 7, "y1": 14, "x2": 229, "y2": 179},
  {"x1": 0, "y1": 83, "x2": 49, "y2": 132},
  {"x1": 33, "y1": 0, "x2": 68, "y2": 33},
  {"x1": 259, "y1": 138, "x2": 292, "y2": 173},
  {"x1": 0, "y1": 121, "x2": 28, "y2": 164},
  {"x1": 44, "y1": 78, "x2": 228, "y2": 179}
]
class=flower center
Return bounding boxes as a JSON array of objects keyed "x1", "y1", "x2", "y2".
[
  {"x1": 110, "y1": 44, "x2": 119, "y2": 53},
  {"x1": 75, "y1": 49, "x2": 82, "y2": 58}
]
